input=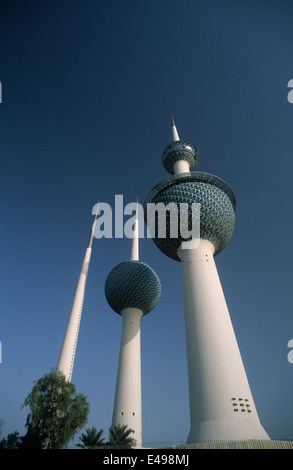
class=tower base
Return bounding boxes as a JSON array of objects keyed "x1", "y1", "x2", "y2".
[
  {"x1": 187, "y1": 418, "x2": 269, "y2": 444},
  {"x1": 175, "y1": 440, "x2": 293, "y2": 449}
]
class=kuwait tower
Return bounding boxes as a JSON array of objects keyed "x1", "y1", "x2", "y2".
[
  {"x1": 144, "y1": 119, "x2": 269, "y2": 443},
  {"x1": 105, "y1": 203, "x2": 161, "y2": 447}
]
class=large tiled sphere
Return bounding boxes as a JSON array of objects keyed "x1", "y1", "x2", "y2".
[
  {"x1": 144, "y1": 172, "x2": 236, "y2": 261},
  {"x1": 105, "y1": 260, "x2": 161, "y2": 315}
]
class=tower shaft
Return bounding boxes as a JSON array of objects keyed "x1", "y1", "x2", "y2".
[
  {"x1": 178, "y1": 240, "x2": 269, "y2": 442},
  {"x1": 57, "y1": 244, "x2": 92, "y2": 382},
  {"x1": 57, "y1": 209, "x2": 98, "y2": 382},
  {"x1": 112, "y1": 307, "x2": 143, "y2": 447},
  {"x1": 173, "y1": 159, "x2": 190, "y2": 175}
]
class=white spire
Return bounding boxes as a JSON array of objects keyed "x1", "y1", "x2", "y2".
[
  {"x1": 57, "y1": 207, "x2": 99, "y2": 382},
  {"x1": 88, "y1": 203, "x2": 99, "y2": 248},
  {"x1": 130, "y1": 198, "x2": 139, "y2": 261},
  {"x1": 171, "y1": 115, "x2": 180, "y2": 141}
]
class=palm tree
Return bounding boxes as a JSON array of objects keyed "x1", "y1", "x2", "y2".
[
  {"x1": 0, "y1": 431, "x2": 21, "y2": 449},
  {"x1": 107, "y1": 423, "x2": 136, "y2": 449},
  {"x1": 76, "y1": 427, "x2": 105, "y2": 449}
]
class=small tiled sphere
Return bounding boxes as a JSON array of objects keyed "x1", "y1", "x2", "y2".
[
  {"x1": 162, "y1": 140, "x2": 198, "y2": 175},
  {"x1": 105, "y1": 260, "x2": 161, "y2": 315}
]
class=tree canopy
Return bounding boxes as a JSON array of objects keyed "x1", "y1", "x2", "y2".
[
  {"x1": 107, "y1": 423, "x2": 136, "y2": 448},
  {"x1": 1, "y1": 369, "x2": 138, "y2": 450},
  {"x1": 20, "y1": 368, "x2": 89, "y2": 449},
  {"x1": 76, "y1": 427, "x2": 105, "y2": 449},
  {"x1": 75, "y1": 424, "x2": 136, "y2": 449}
]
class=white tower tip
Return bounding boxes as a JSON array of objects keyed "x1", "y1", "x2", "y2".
[
  {"x1": 88, "y1": 202, "x2": 100, "y2": 249},
  {"x1": 171, "y1": 115, "x2": 180, "y2": 141}
]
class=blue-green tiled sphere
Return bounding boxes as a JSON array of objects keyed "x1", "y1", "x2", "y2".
[
  {"x1": 162, "y1": 140, "x2": 198, "y2": 175},
  {"x1": 144, "y1": 172, "x2": 236, "y2": 261},
  {"x1": 105, "y1": 260, "x2": 161, "y2": 315}
]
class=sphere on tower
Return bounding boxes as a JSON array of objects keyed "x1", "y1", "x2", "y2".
[
  {"x1": 144, "y1": 172, "x2": 236, "y2": 260},
  {"x1": 144, "y1": 117, "x2": 236, "y2": 261},
  {"x1": 105, "y1": 260, "x2": 161, "y2": 315},
  {"x1": 162, "y1": 140, "x2": 199, "y2": 175}
]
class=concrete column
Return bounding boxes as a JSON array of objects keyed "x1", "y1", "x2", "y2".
[
  {"x1": 178, "y1": 240, "x2": 269, "y2": 443},
  {"x1": 57, "y1": 246, "x2": 91, "y2": 382},
  {"x1": 173, "y1": 159, "x2": 190, "y2": 175},
  {"x1": 112, "y1": 307, "x2": 143, "y2": 447}
]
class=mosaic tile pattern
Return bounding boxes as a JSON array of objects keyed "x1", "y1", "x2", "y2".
[
  {"x1": 144, "y1": 174, "x2": 235, "y2": 261},
  {"x1": 105, "y1": 260, "x2": 161, "y2": 315},
  {"x1": 162, "y1": 140, "x2": 199, "y2": 174}
]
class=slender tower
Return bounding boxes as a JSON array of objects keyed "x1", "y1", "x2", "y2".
[
  {"x1": 105, "y1": 203, "x2": 161, "y2": 447},
  {"x1": 144, "y1": 119, "x2": 269, "y2": 443},
  {"x1": 57, "y1": 210, "x2": 98, "y2": 382}
]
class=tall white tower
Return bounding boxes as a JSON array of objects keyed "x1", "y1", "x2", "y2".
[
  {"x1": 104, "y1": 205, "x2": 161, "y2": 447},
  {"x1": 57, "y1": 211, "x2": 98, "y2": 382},
  {"x1": 144, "y1": 119, "x2": 270, "y2": 443}
]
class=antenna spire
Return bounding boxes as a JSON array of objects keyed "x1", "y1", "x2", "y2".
[
  {"x1": 171, "y1": 115, "x2": 180, "y2": 141},
  {"x1": 88, "y1": 203, "x2": 99, "y2": 248}
]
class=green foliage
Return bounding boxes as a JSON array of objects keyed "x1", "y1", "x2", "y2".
[
  {"x1": 0, "y1": 420, "x2": 21, "y2": 449},
  {"x1": 76, "y1": 427, "x2": 105, "y2": 449},
  {"x1": 75, "y1": 423, "x2": 136, "y2": 449},
  {"x1": 0, "y1": 431, "x2": 21, "y2": 449},
  {"x1": 20, "y1": 368, "x2": 89, "y2": 449},
  {"x1": 1, "y1": 372, "x2": 137, "y2": 450},
  {"x1": 107, "y1": 423, "x2": 136, "y2": 449}
]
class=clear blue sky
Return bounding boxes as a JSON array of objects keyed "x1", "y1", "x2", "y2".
[{"x1": 1, "y1": 0, "x2": 293, "y2": 446}]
